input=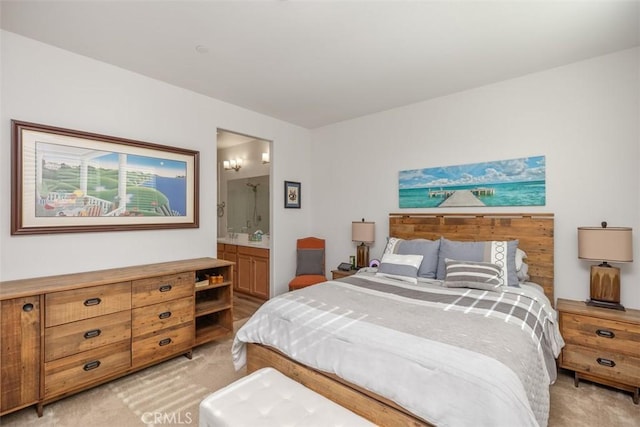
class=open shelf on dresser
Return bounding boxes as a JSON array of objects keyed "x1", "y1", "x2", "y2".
[{"x1": 194, "y1": 261, "x2": 234, "y2": 347}]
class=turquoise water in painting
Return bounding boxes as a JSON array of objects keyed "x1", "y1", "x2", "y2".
[{"x1": 399, "y1": 181, "x2": 545, "y2": 208}]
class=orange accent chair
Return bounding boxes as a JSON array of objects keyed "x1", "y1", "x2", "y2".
[{"x1": 288, "y1": 237, "x2": 327, "y2": 291}]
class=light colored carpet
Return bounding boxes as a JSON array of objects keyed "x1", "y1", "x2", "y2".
[
  {"x1": 2, "y1": 320, "x2": 638, "y2": 426},
  {"x1": 549, "y1": 369, "x2": 639, "y2": 426}
]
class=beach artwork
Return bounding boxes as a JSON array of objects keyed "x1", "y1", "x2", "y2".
[
  {"x1": 13, "y1": 120, "x2": 198, "y2": 234},
  {"x1": 35, "y1": 142, "x2": 188, "y2": 218},
  {"x1": 399, "y1": 155, "x2": 545, "y2": 208}
]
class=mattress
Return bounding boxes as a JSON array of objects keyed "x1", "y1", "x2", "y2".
[{"x1": 233, "y1": 272, "x2": 564, "y2": 426}]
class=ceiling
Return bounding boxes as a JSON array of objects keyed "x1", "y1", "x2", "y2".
[{"x1": 1, "y1": 1, "x2": 638, "y2": 129}]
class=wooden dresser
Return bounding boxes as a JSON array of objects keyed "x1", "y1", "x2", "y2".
[
  {"x1": 0, "y1": 257, "x2": 233, "y2": 417},
  {"x1": 557, "y1": 298, "x2": 640, "y2": 404}
]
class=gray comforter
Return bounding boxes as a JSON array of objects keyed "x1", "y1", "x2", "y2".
[{"x1": 233, "y1": 273, "x2": 564, "y2": 426}]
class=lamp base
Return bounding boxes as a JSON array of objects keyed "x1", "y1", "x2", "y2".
[
  {"x1": 356, "y1": 243, "x2": 369, "y2": 269},
  {"x1": 585, "y1": 299, "x2": 626, "y2": 311},
  {"x1": 589, "y1": 265, "x2": 623, "y2": 311}
]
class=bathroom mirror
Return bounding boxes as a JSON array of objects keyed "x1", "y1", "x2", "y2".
[{"x1": 226, "y1": 175, "x2": 270, "y2": 234}]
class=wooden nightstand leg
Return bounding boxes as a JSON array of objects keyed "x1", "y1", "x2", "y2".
[
  {"x1": 633, "y1": 388, "x2": 639, "y2": 405},
  {"x1": 573, "y1": 372, "x2": 580, "y2": 388}
]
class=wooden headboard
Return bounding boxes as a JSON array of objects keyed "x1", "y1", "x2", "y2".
[{"x1": 389, "y1": 213, "x2": 555, "y2": 304}]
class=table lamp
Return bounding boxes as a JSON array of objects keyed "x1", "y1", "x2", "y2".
[
  {"x1": 352, "y1": 219, "x2": 375, "y2": 269},
  {"x1": 578, "y1": 222, "x2": 633, "y2": 311}
]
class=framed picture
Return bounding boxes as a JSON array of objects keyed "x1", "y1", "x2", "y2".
[
  {"x1": 284, "y1": 180, "x2": 301, "y2": 209},
  {"x1": 398, "y1": 155, "x2": 545, "y2": 208},
  {"x1": 11, "y1": 120, "x2": 199, "y2": 235}
]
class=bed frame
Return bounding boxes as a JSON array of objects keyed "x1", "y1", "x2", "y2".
[{"x1": 247, "y1": 212, "x2": 555, "y2": 426}]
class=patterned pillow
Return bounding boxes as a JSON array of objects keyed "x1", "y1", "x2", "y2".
[
  {"x1": 443, "y1": 258, "x2": 503, "y2": 291},
  {"x1": 436, "y1": 238, "x2": 519, "y2": 287},
  {"x1": 375, "y1": 253, "x2": 423, "y2": 284},
  {"x1": 383, "y1": 237, "x2": 440, "y2": 279}
]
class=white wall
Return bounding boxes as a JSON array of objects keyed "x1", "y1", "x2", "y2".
[
  {"x1": 0, "y1": 31, "x2": 312, "y2": 297},
  {"x1": 311, "y1": 48, "x2": 640, "y2": 310}
]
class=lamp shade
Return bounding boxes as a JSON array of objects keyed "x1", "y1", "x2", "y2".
[
  {"x1": 352, "y1": 221, "x2": 375, "y2": 243},
  {"x1": 578, "y1": 226, "x2": 633, "y2": 263}
]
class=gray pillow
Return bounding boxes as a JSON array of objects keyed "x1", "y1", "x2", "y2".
[
  {"x1": 396, "y1": 239, "x2": 440, "y2": 279},
  {"x1": 443, "y1": 258, "x2": 503, "y2": 291},
  {"x1": 296, "y1": 249, "x2": 324, "y2": 275},
  {"x1": 384, "y1": 237, "x2": 440, "y2": 279},
  {"x1": 436, "y1": 238, "x2": 519, "y2": 286}
]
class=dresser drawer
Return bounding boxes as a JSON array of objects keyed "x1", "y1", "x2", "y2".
[
  {"x1": 45, "y1": 311, "x2": 131, "y2": 362},
  {"x1": 561, "y1": 312, "x2": 640, "y2": 356},
  {"x1": 132, "y1": 273, "x2": 193, "y2": 308},
  {"x1": 45, "y1": 282, "x2": 132, "y2": 327},
  {"x1": 132, "y1": 323, "x2": 194, "y2": 367},
  {"x1": 562, "y1": 344, "x2": 640, "y2": 386},
  {"x1": 44, "y1": 340, "x2": 131, "y2": 398},
  {"x1": 132, "y1": 296, "x2": 194, "y2": 338}
]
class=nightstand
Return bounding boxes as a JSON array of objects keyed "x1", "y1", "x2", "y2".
[
  {"x1": 331, "y1": 269, "x2": 357, "y2": 280},
  {"x1": 557, "y1": 298, "x2": 640, "y2": 404}
]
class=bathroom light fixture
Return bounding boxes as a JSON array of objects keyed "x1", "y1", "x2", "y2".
[
  {"x1": 224, "y1": 158, "x2": 242, "y2": 171},
  {"x1": 262, "y1": 152, "x2": 270, "y2": 164}
]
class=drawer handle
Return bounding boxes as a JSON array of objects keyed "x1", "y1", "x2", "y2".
[
  {"x1": 84, "y1": 297, "x2": 102, "y2": 307},
  {"x1": 84, "y1": 329, "x2": 102, "y2": 339},
  {"x1": 596, "y1": 329, "x2": 615, "y2": 339},
  {"x1": 22, "y1": 303, "x2": 34, "y2": 312},
  {"x1": 159, "y1": 311, "x2": 172, "y2": 320},
  {"x1": 159, "y1": 338, "x2": 172, "y2": 347},
  {"x1": 83, "y1": 360, "x2": 101, "y2": 371},
  {"x1": 597, "y1": 357, "x2": 616, "y2": 368},
  {"x1": 159, "y1": 285, "x2": 172, "y2": 293}
]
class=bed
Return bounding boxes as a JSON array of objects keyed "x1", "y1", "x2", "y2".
[{"x1": 232, "y1": 213, "x2": 562, "y2": 426}]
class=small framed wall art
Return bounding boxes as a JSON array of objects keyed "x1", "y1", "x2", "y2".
[{"x1": 284, "y1": 181, "x2": 301, "y2": 209}]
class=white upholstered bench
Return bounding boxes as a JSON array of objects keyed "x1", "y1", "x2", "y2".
[{"x1": 199, "y1": 367, "x2": 375, "y2": 427}]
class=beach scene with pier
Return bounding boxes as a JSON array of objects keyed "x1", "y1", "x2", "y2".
[{"x1": 399, "y1": 156, "x2": 545, "y2": 208}]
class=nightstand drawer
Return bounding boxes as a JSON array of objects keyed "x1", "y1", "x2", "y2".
[
  {"x1": 560, "y1": 312, "x2": 640, "y2": 356},
  {"x1": 44, "y1": 340, "x2": 131, "y2": 398},
  {"x1": 132, "y1": 296, "x2": 194, "y2": 338},
  {"x1": 45, "y1": 282, "x2": 132, "y2": 327},
  {"x1": 45, "y1": 311, "x2": 131, "y2": 362},
  {"x1": 331, "y1": 269, "x2": 357, "y2": 280},
  {"x1": 132, "y1": 272, "x2": 193, "y2": 308},
  {"x1": 563, "y1": 344, "x2": 640, "y2": 386}
]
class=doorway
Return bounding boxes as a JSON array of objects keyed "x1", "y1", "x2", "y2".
[{"x1": 216, "y1": 129, "x2": 271, "y2": 238}]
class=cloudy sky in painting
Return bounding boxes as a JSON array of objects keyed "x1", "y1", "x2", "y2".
[{"x1": 399, "y1": 156, "x2": 545, "y2": 189}]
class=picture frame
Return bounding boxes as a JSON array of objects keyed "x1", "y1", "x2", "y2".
[
  {"x1": 398, "y1": 155, "x2": 545, "y2": 208},
  {"x1": 284, "y1": 180, "x2": 301, "y2": 209},
  {"x1": 11, "y1": 120, "x2": 199, "y2": 235}
]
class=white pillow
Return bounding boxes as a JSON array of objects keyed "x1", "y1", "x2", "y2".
[
  {"x1": 375, "y1": 253, "x2": 423, "y2": 284},
  {"x1": 515, "y1": 248, "x2": 527, "y2": 271}
]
